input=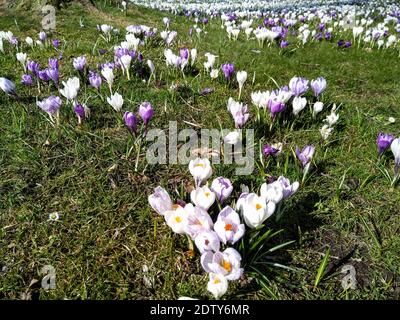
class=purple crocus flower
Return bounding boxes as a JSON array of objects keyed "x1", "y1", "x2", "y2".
[
  {"x1": 179, "y1": 48, "x2": 189, "y2": 60},
  {"x1": 138, "y1": 52, "x2": 143, "y2": 62},
  {"x1": 280, "y1": 40, "x2": 289, "y2": 48},
  {"x1": 45, "y1": 68, "x2": 59, "y2": 85},
  {"x1": 310, "y1": 77, "x2": 327, "y2": 97},
  {"x1": 338, "y1": 39, "x2": 345, "y2": 47},
  {"x1": 221, "y1": 63, "x2": 235, "y2": 81},
  {"x1": 344, "y1": 40, "x2": 352, "y2": 48},
  {"x1": 263, "y1": 144, "x2": 279, "y2": 157},
  {"x1": 325, "y1": 32, "x2": 332, "y2": 40},
  {"x1": 73, "y1": 56, "x2": 86, "y2": 72},
  {"x1": 268, "y1": 99, "x2": 286, "y2": 118},
  {"x1": 38, "y1": 69, "x2": 51, "y2": 82},
  {"x1": 27, "y1": 61, "x2": 40, "y2": 76},
  {"x1": 21, "y1": 74, "x2": 33, "y2": 86},
  {"x1": 74, "y1": 103, "x2": 86, "y2": 123},
  {"x1": 289, "y1": 77, "x2": 309, "y2": 97},
  {"x1": 277, "y1": 176, "x2": 299, "y2": 199},
  {"x1": 138, "y1": 101, "x2": 154, "y2": 128},
  {"x1": 52, "y1": 39, "x2": 60, "y2": 48},
  {"x1": 37, "y1": 96, "x2": 62, "y2": 115},
  {"x1": 89, "y1": 71, "x2": 102, "y2": 90},
  {"x1": 211, "y1": 177, "x2": 233, "y2": 202},
  {"x1": 377, "y1": 133, "x2": 395, "y2": 156},
  {"x1": 123, "y1": 111, "x2": 138, "y2": 133},
  {"x1": 10, "y1": 37, "x2": 18, "y2": 46},
  {"x1": 99, "y1": 49, "x2": 107, "y2": 55},
  {"x1": 48, "y1": 58, "x2": 59, "y2": 70},
  {"x1": 295, "y1": 145, "x2": 315, "y2": 168},
  {"x1": 39, "y1": 31, "x2": 46, "y2": 42}
]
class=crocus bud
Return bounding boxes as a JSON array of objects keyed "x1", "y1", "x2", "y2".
[
  {"x1": 0, "y1": 77, "x2": 17, "y2": 96},
  {"x1": 148, "y1": 186, "x2": 172, "y2": 216},
  {"x1": 295, "y1": 145, "x2": 315, "y2": 168},
  {"x1": 221, "y1": 63, "x2": 234, "y2": 80},
  {"x1": 123, "y1": 111, "x2": 138, "y2": 132},
  {"x1": 73, "y1": 56, "x2": 86, "y2": 72},
  {"x1": 189, "y1": 157, "x2": 212, "y2": 187},
  {"x1": 377, "y1": 133, "x2": 394, "y2": 156},
  {"x1": 138, "y1": 101, "x2": 154, "y2": 126},
  {"x1": 211, "y1": 177, "x2": 233, "y2": 202},
  {"x1": 21, "y1": 74, "x2": 33, "y2": 86},
  {"x1": 89, "y1": 71, "x2": 102, "y2": 90},
  {"x1": 313, "y1": 101, "x2": 324, "y2": 115},
  {"x1": 310, "y1": 77, "x2": 327, "y2": 97},
  {"x1": 391, "y1": 138, "x2": 400, "y2": 173}
]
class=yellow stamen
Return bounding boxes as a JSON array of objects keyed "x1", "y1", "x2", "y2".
[
  {"x1": 194, "y1": 163, "x2": 204, "y2": 168},
  {"x1": 175, "y1": 216, "x2": 182, "y2": 223},
  {"x1": 205, "y1": 192, "x2": 210, "y2": 197},
  {"x1": 255, "y1": 203, "x2": 262, "y2": 210},
  {"x1": 213, "y1": 278, "x2": 221, "y2": 284},
  {"x1": 222, "y1": 260, "x2": 232, "y2": 272}
]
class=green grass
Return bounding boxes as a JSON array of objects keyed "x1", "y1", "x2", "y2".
[{"x1": 0, "y1": 2, "x2": 399, "y2": 300}]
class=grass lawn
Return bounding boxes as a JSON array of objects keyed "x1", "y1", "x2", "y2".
[{"x1": 0, "y1": 1, "x2": 399, "y2": 299}]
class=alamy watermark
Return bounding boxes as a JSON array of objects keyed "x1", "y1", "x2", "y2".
[
  {"x1": 41, "y1": 5, "x2": 56, "y2": 31},
  {"x1": 145, "y1": 121, "x2": 254, "y2": 175}
]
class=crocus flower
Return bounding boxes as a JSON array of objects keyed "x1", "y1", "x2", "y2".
[
  {"x1": 292, "y1": 96, "x2": 307, "y2": 115},
  {"x1": 89, "y1": 71, "x2": 102, "y2": 90},
  {"x1": 59, "y1": 77, "x2": 80, "y2": 101},
  {"x1": 201, "y1": 248, "x2": 243, "y2": 280},
  {"x1": 313, "y1": 101, "x2": 324, "y2": 115},
  {"x1": 52, "y1": 39, "x2": 60, "y2": 48},
  {"x1": 21, "y1": 74, "x2": 33, "y2": 86},
  {"x1": 213, "y1": 206, "x2": 245, "y2": 245},
  {"x1": 138, "y1": 101, "x2": 154, "y2": 128},
  {"x1": 184, "y1": 204, "x2": 214, "y2": 239},
  {"x1": 123, "y1": 111, "x2": 138, "y2": 133},
  {"x1": 320, "y1": 125, "x2": 334, "y2": 140},
  {"x1": 207, "y1": 273, "x2": 228, "y2": 299},
  {"x1": 391, "y1": 138, "x2": 400, "y2": 173},
  {"x1": 190, "y1": 185, "x2": 216, "y2": 211},
  {"x1": 325, "y1": 111, "x2": 339, "y2": 126},
  {"x1": 107, "y1": 92, "x2": 123, "y2": 111},
  {"x1": 46, "y1": 68, "x2": 59, "y2": 86},
  {"x1": 240, "y1": 193, "x2": 276, "y2": 228},
  {"x1": 310, "y1": 77, "x2": 327, "y2": 97},
  {"x1": 48, "y1": 58, "x2": 59, "y2": 70},
  {"x1": 295, "y1": 145, "x2": 315, "y2": 168},
  {"x1": 119, "y1": 54, "x2": 132, "y2": 79},
  {"x1": 289, "y1": 76, "x2": 309, "y2": 97},
  {"x1": 164, "y1": 205, "x2": 189, "y2": 234},
  {"x1": 263, "y1": 144, "x2": 279, "y2": 157},
  {"x1": 260, "y1": 181, "x2": 284, "y2": 204},
  {"x1": 236, "y1": 70, "x2": 247, "y2": 99},
  {"x1": 221, "y1": 63, "x2": 234, "y2": 80},
  {"x1": 39, "y1": 31, "x2": 46, "y2": 42},
  {"x1": 74, "y1": 103, "x2": 87, "y2": 124},
  {"x1": 194, "y1": 231, "x2": 220, "y2": 254},
  {"x1": 179, "y1": 48, "x2": 189, "y2": 60},
  {"x1": 268, "y1": 99, "x2": 286, "y2": 118},
  {"x1": 27, "y1": 60, "x2": 40, "y2": 75},
  {"x1": 377, "y1": 133, "x2": 395, "y2": 156},
  {"x1": 189, "y1": 157, "x2": 212, "y2": 187},
  {"x1": 277, "y1": 176, "x2": 300, "y2": 199},
  {"x1": 211, "y1": 177, "x2": 233, "y2": 202},
  {"x1": 16, "y1": 52, "x2": 27, "y2": 71},
  {"x1": 148, "y1": 186, "x2": 172, "y2": 216},
  {"x1": 0, "y1": 77, "x2": 17, "y2": 96},
  {"x1": 73, "y1": 56, "x2": 86, "y2": 72},
  {"x1": 280, "y1": 40, "x2": 289, "y2": 48},
  {"x1": 227, "y1": 98, "x2": 250, "y2": 128},
  {"x1": 101, "y1": 66, "x2": 114, "y2": 93},
  {"x1": 223, "y1": 131, "x2": 241, "y2": 145},
  {"x1": 37, "y1": 96, "x2": 62, "y2": 116}
]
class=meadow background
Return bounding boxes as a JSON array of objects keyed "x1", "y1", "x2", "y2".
[{"x1": 0, "y1": 0, "x2": 399, "y2": 299}]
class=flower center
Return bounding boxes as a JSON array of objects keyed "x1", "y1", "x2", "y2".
[
  {"x1": 255, "y1": 203, "x2": 262, "y2": 210},
  {"x1": 222, "y1": 260, "x2": 232, "y2": 272},
  {"x1": 213, "y1": 278, "x2": 221, "y2": 284},
  {"x1": 175, "y1": 216, "x2": 182, "y2": 223},
  {"x1": 194, "y1": 163, "x2": 204, "y2": 168},
  {"x1": 225, "y1": 223, "x2": 233, "y2": 231},
  {"x1": 205, "y1": 192, "x2": 210, "y2": 197}
]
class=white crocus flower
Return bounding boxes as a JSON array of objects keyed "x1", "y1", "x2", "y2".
[
  {"x1": 101, "y1": 67, "x2": 114, "y2": 94},
  {"x1": 190, "y1": 185, "x2": 216, "y2": 211},
  {"x1": 189, "y1": 157, "x2": 212, "y2": 187},
  {"x1": 292, "y1": 96, "x2": 307, "y2": 115},
  {"x1": 313, "y1": 101, "x2": 324, "y2": 115},
  {"x1": 236, "y1": 71, "x2": 247, "y2": 99},
  {"x1": 320, "y1": 125, "x2": 333, "y2": 140},
  {"x1": 207, "y1": 273, "x2": 228, "y2": 299},
  {"x1": 107, "y1": 92, "x2": 123, "y2": 111},
  {"x1": 190, "y1": 48, "x2": 197, "y2": 66},
  {"x1": 241, "y1": 193, "x2": 276, "y2": 228},
  {"x1": 260, "y1": 181, "x2": 284, "y2": 204},
  {"x1": 59, "y1": 77, "x2": 80, "y2": 102},
  {"x1": 164, "y1": 205, "x2": 189, "y2": 235},
  {"x1": 223, "y1": 130, "x2": 241, "y2": 145},
  {"x1": 120, "y1": 54, "x2": 132, "y2": 80},
  {"x1": 325, "y1": 111, "x2": 339, "y2": 126},
  {"x1": 210, "y1": 69, "x2": 219, "y2": 79},
  {"x1": 25, "y1": 36, "x2": 33, "y2": 46},
  {"x1": 16, "y1": 52, "x2": 27, "y2": 72}
]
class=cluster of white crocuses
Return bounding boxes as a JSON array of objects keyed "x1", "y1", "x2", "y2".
[{"x1": 148, "y1": 157, "x2": 299, "y2": 299}]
